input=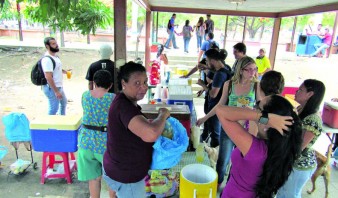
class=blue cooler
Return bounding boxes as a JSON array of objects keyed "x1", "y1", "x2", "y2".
[
  {"x1": 167, "y1": 86, "x2": 193, "y2": 113},
  {"x1": 30, "y1": 115, "x2": 82, "y2": 152}
]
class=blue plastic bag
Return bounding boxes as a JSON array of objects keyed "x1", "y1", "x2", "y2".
[
  {"x1": 151, "y1": 117, "x2": 189, "y2": 170},
  {"x1": 2, "y1": 113, "x2": 31, "y2": 142}
]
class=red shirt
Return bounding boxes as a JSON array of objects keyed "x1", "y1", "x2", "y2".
[{"x1": 103, "y1": 93, "x2": 154, "y2": 183}]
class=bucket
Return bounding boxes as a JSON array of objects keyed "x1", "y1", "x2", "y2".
[{"x1": 180, "y1": 164, "x2": 218, "y2": 198}]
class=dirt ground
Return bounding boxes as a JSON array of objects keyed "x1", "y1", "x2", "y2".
[{"x1": 0, "y1": 45, "x2": 338, "y2": 198}]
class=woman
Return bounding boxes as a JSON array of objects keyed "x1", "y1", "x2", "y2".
[
  {"x1": 276, "y1": 79, "x2": 326, "y2": 198},
  {"x1": 196, "y1": 56, "x2": 262, "y2": 185},
  {"x1": 102, "y1": 62, "x2": 170, "y2": 198},
  {"x1": 77, "y1": 70, "x2": 115, "y2": 198},
  {"x1": 255, "y1": 48, "x2": 271, "y2": 80},
  {"x1": 216, "y1": 95, "x2": 303, "y2": 197},
  {"x1": 179, "y1": 20, "x2": 193, "y2": 53},
  {"x1": 194, "y1": 17, "x2": 205, "y2": 52},
  {"x1": 260, "y1": 70, "x2": 285, "y2": 96}
]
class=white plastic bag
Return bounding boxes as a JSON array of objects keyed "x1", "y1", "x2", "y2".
[{"x1": 10, "y1": 159, "x2": 30, "y2": 174}]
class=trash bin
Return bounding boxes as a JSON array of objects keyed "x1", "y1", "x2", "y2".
[{"x1": 296, "y1": 35, "x2": 322, "y2": 56}]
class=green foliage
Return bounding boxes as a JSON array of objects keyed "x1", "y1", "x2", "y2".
[{"x1": 73, "y1": 0, "x2": 113, "y2": 35}]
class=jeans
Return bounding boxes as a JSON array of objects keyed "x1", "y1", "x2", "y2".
[
  {"x1": 216, "y1": 128, "x2": 235, "y2": 184},
  {"x1": 311, "y1": 43, "x2": 329, "y2": 56},
  {"x1": 102, "y1": 167, "x2": 145, "y2": 198},
  {"x1": 208, "y1": 114, "x2": 221, "y2": 147},
  {"x1": 204, "y1": 33, "x2": 207, "y2": 41},
  {"x1": 183, "y1": 37, "x2": 191, "y2": 52},
  {"x1": 276, "y1": 167, "x2": 316, "y2": 198},
  {"x1": 196, "y1": 35, "x2": 202, "y2": 49},
  {"x1": 42, "y1": 85, "x2": 67, "y2": 115},
  {"x1": 165, "y1": 31, "x2": 178, "y2": 48}
]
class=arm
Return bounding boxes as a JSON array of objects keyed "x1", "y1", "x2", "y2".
[
  {"x1": 45, "y1": 72, "x2": 62, "y2": 99},
  {"x1": 196, "y1": 80, "x2": 231, "y2": 126},
  {"x1": 209, "y1": 87, "x2": 220, "y2": 98},
  {"x1": 128, "y1": 108, "x2": 170, "y2": 142},
  {"x1": 197, "y1": 50, "x2": 204, "y2": 63},
  {"x1": 301, "y1": 131, "x2": 315, "y2": 151},
  {"x1": 216, "y1": 105, "x2": 292, "y2": 155},
  {"x1": 182, "y1": 65, "x2": 198, "y2": 78}
]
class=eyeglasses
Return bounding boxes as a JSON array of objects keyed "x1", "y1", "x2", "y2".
[{"x1": 242, "y1": 67, "x2": 258, "y2": 73}]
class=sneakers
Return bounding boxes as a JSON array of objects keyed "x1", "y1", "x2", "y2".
[{"x1": 174, "y1": 47, "x2": 179, "y2": 49}]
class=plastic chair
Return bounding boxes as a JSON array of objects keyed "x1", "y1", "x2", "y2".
[{"x1": 40, "y1": 152, "x2": 76, "y2": 184}]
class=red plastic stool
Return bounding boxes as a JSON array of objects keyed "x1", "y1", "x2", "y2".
[{"x1": 40, "y1": 152, "x2": 77, "y2": 184}]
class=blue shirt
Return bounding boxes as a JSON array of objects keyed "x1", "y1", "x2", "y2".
[
  {"x1": 169, "y1": 17, "x2": 175, "y2": 32},
  {"x1": 209, "y1": 67, "x2": 228, "y2": 108},
  {"x1": 201, "y1": 40, "x2": 219, "y2": 58}
]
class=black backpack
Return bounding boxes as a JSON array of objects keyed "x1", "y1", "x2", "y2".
[
  {"x1": 31, "y1": 56, "x2": 55, "y2": 86},
  {"x1": 167, "y1": 19, "x2": 172, "y2": 30}
]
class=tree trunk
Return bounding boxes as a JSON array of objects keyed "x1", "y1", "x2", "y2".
[
  {"x1": 259, "y1": 24, "x2": 265, "y2": 41},
  {"x1": 16, "y1": 2, "x2": 23, "y2": 41},
  {"x1": 87, "y1": 34, "x2": 90, "y2": 44},
  {"x1": 233, "y1": 25, "x2": 237, "y2": 39},
  {"x1": 60, "y1": 31, "x2": 65, "y2": 47}
]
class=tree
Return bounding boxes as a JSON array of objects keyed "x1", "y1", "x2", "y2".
[{"x1": 230, "y1": 16, "x2": 272, "y2": 40}]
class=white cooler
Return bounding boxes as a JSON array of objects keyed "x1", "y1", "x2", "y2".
[{"x1": 167, "y1": 85, "x2": 193, "y2": 113}]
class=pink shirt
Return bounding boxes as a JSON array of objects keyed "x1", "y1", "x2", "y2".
[
  {"x1": 222, "y1": 137, "x2": 267, "y2": 198},
  {"x1": 323, "y1": 33, "x2": 332, "y2": 45}
]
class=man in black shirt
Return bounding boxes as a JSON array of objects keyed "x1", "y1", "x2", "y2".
[{"x1": 86, "y1": 44, "x2": 115, "y2": 93}]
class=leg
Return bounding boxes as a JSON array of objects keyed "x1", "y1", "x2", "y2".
[
  {"x1": 276, "y1": 167, "x2": 315, "y2": 198},
  {"x1": 164, "y1": 31, "x2": 173, "y2": 48},
  {"x1": 323, "y1": 168, "x2": 330, "y2": 198},
  {"x1": 186, "y1": 37, "x2": 191, "y2": 53},
  {"x1": 209, "y1": 115, "x2": 221, "y2": 148},
  {"x1": 58, "y1": 87, "x2": 67, "y2": 115},
  {"x1": 216, "y1": 129, "x2": 234, "y2": 184},
  {"x1": 109, "y1": 189, "x2": 117, "y2": 198},
  {"x1": 42, "y1": 85, "x2": 59, "y2": 115},
  {"x1": 183, "y1": 37, "x2": 187, "y2": 52},
  {"x1": 172, "y1": 33, "x2": 178, "y2": 48},
  {"x1": 88, "y1": 176, "x2": 102, "y2": 198}
]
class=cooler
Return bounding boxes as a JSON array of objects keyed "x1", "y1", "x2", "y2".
[
  {"x1": 140, "y1": 104, "x2": 191, "y2": 137},
  {"x1": 322, "y1": 101, "x2": 338, "y2": 129},
  {"x1": 167, "y1": 85, "x2": 193, "y2": 113},
  {"x1": 30, "y1": 115, "x2": 82, "y2": 152}
]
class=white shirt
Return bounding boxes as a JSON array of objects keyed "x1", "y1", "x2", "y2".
[{"x1": 41, "y1": 53, "x2": 63, "y2": 87}]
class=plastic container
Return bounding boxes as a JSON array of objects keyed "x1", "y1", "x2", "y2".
[
  {"x1": 168, "y1": 78, "x2": 189, "y2": 86},
  {"x1": 322, "y1": 101, "x2": 338, "y2": 128},
  {"x1": 167, "y1": 86, "x2": 193, "y2": 113},
  {"x1": 30, "y1": 115, "x2": 82, "y2": 152},
  {"x1": 180, "y1": 164, "x2": 217, "y2": 198}
]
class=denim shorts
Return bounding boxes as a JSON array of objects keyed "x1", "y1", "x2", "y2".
[{"x1": 102, "y1": 166, "x2": 145, "y2": 198}]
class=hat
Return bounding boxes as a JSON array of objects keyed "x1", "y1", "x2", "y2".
[{"x1": 99, "y1": 44, "x2": 113, "y2": 59}]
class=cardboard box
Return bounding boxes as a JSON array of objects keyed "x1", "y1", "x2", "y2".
[
  {"x1": 322, "y1": 102, "x2": 338, "y2": 129},
  {"x1": 30, "y1": 115, "x2": 82, "y2": 152}
]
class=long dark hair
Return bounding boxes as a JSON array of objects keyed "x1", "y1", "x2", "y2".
[
  {"x1": 255, "y1": 95, "x2": 303, "y2": 198},
  {"x1": 117, "y1": 61, "x2": 146, "y2": 90},
  {"x1": 298, "y1": 79, "x2": 325, "y2": 120},
  {"x1": 197, "y1": 17, "x2": 204, "y2": 27}
]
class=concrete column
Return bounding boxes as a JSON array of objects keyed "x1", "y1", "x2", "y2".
[
  {"x1": 269, "y1": 17, "x2": 281, "y2": 69},
  {"x1": 114, "y1": 0, "x2": 127, "y2": 92}
]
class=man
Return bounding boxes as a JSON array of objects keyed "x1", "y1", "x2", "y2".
[
  {"x1": 231, "y1": 42, "x2": 247, "y2": 72},
  {"x1": 86, "y1": 44, "x2": 115, "y2": 93},
  {"x1": 204, "y1": 14, "x2": 214, "y2": 40},
  {"x1": 311, "y1": 27, "x2": 332, "y2": 58},
  {"x1": 164, "y1": 14, "x2": 179, "y2": 49},
  {"x1": 41, "y1": 37, "x2": 69, "y2": 115},
  {"x1": 197, "y1": 32, "x2": 218, "y2": 63}
]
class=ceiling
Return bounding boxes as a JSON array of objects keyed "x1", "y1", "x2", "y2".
[{"x1": 141, "y1": 0, "x2": 338, "y2": 17}]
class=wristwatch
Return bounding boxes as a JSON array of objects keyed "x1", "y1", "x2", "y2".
[{"x1": 258, "y1": 110, "x2": 269, "y2": 125}]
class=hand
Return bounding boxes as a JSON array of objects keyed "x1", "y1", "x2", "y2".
[
  {"x1": 197, "y1": 79, "x2": 205, "y2": 86},
  {"x1": 196, "y1": 117, "x2": 207, "y2": 127},
  {"x1": 180, "y1": 75, "x2": 188, "y2": 78},
  {"x1": 197, "y1": 90, "x2": 204, "y2": 97},
  {"x1": 55, "y1": 91, "x2": 62, "y2": 100},
  {"x1": 158, "y1": 108, "x2": 170, "y2": 119},
  {"x1": 197, "y1": 63, "x2": 207, "y2": 70},
  {"x1": 267, "y1": 114, "x2": 293, "y2": 135}
]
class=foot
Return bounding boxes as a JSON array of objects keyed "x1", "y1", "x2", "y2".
[
  {"x1": 174, "y1": 47, "x2": 179, "y2": 49},
  {"x1": 164, "y1": 46, "x2": 171, "y2": 49}
]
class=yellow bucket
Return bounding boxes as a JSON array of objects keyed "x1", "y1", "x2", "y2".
[{"x1": 180, "y1": 164, "x2": 218, "y2": 198}]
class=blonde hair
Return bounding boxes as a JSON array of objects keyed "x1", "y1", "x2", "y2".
[{"x1": 232, "y1": 56, "x2": 258, "y2": 84}]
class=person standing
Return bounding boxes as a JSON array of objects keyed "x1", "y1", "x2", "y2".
[
  {"x1": 195, "y1": 17, "x2": 205, "y2": 52},
  {"x1": 231, "y1": 42, "x2": 247, "y2": 72},
  {"x1": 102, "y1": 62, "x2": 170, "y2": 197},
  {"x1": 197, "y1": 32, "x2": 218, "y2": 63},
  {"x1": 204, "y1": 14, "x2": 214, "y2": 41},
  {"x1": 179, "y1": 20, "x2": 193, "y2": 53},
  {"x1": 255, "y1": 48, "x2": 271, "y2": 80},
  {"x1": 276, "y1": 79, "x2": 326, "y2": 198},
  {"x1": 164, "y1": 14, "x2": 179, "y2": 49},
  {"x1": 41, "y1": 37, "x2": 70, "y2": 115},
  {"x1": 78, "y1": 70, "x2": 116, "y2": 198},
  {"x1": 86, "y1": 44, "x2": 115, "y2": 93}
]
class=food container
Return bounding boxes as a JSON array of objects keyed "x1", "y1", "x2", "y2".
[{"x1": 322, "y1": 101, "x2": 338, "y2": 128}]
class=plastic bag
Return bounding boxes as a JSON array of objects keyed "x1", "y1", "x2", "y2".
[
  {"x1": 10, "y1": 159, "x2": 30, "y2": 174},
  {"x1": 2, "y1": 113, "x2": 31, "y2": 142},
  {"x1": 145, "y1": 170, "x2": 179, "y2": 197},
  {"x1": 151, "y1": 117, "x2": 189, "y2": 170},
  {"x1": 0, "y1": 146, "x2": 8, "y2": 161}
]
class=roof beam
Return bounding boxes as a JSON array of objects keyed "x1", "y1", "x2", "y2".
[
  {"x1": 277, "y1": 2, "x2": 338, "y2": 17},
  {"x1": 151, "y1": 6, "x2": 278, "y2": 18},
  {"x1": 134, "y1": 0, "x2": 151, "y2": 11}
]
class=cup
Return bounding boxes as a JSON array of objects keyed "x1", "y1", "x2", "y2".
[
  {"x1": 66, "y1": 70, "x2": 72, "y2": 79},
  {"x1": 195, "y1": 144, "x2": 204, "y2": 163}
]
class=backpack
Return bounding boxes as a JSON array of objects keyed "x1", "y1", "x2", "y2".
[
  {"x1": 183, "y1": 26, "x2": 191, "y2": 38},
  {"x1": 208, "y1": 40, "x2": 217, "y2": 50},
  {"x1": 31, "y1": 56, "x2": 55, "y2": 86},
  {"x1": 167, "y1": 19, "x2": 172, "y2": 30}
]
